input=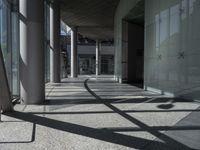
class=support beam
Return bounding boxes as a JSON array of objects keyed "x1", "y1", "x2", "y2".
[
  {"x1": 50, "y1": 0, "x2": 61, "y2": 83},
  {"x1": 96, "y1": 40, "x2": 101, "y2": 76},
  {"x1": 0, "y1": 47, "x2": 13, "y2": 112},
  {"x1": 71, "y1": 26, "x2": 78, "y2": 78},
  {"x1": 19, "y1": 0, "x2": 45, "y2": 104}
]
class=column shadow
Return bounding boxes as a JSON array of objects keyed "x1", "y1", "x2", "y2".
[{"x1": 84, "y1": 79, "x2": 196, "y2": 150}]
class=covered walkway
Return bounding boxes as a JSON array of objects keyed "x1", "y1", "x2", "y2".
[
  {"x1": 1, "y1": 0, "x2": 200, "y2": 149},
  {"x1": 1, "y1": 76, "x2": 200, "y2": 150}
]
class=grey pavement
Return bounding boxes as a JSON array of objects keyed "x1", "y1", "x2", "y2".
[{"x1": 0, "y1": 75, "x2": 200, "y2": 150}]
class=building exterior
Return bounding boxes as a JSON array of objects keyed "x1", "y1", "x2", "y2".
[{"x1": 114, "y1": 0, "x2": 200, "y2": 100}]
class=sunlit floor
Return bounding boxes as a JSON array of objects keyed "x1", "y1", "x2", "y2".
[{"x1": 0, "y1": 75, "x2": 200, "y2": 150}]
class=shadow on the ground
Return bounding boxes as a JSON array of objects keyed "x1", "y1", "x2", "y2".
[
  {"x1": 0, "y1": 123, "x2": 36, "y2": 144},
  {"x1": 45, "y1": 97, "x2": 196, "y2": 105},
  {"x1": 84, "y1": 79, "x2": 196, "y2": 150},
  {"x1": 4, "y1": 111, "x2": 168, "y2": 149},
  {"x1": 2, "y1": 78, "x2": 199, "y2": 150}
]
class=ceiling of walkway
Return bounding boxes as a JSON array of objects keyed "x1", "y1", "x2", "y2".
[
  {"x1": 124, "y1": 0, "x2": 144, "y2": 26},
  {"x1": 60, "y1": 0, "x2": 120, "y2": 40}
]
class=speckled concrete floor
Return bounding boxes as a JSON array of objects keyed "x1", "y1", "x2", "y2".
[{"x1": 0, "y1": 75, "x2": 200, "y2": 150}]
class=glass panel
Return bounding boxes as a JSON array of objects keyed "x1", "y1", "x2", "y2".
[
  {"x1": 0, "y1": 0, "x2": 19, "y2": 97},
  {"x1": 44, "y1": 0, "x2": 50, "y2": 82},
  {"x1": 0, "y1": 0, "x2": 12, "y2": 90},
  {"x1": 11, "y1": 2, "x2": 19, "y2": 96}
]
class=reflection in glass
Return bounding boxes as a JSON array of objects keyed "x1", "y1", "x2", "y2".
[{"x1": 0, "y1": 0, "x2": 19, "y2": 97}]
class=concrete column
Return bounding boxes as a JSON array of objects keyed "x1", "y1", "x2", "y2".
[
  {"x1": 71, "y1": 26, "x2": 78, "y2": 78},
  {"x1": 50, "y1": 0, "x2": 60, "y2": 83},
  {"x1": 19, "y1": 0, "x2": 45, "y2": 104},
  {"x1": 96, "y1": 40, "x2": 100, "y2": 76}
]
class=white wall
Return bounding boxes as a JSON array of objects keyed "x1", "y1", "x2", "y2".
[{"x1": 144, "y1": 0, "x2": 200, "y2": 100}]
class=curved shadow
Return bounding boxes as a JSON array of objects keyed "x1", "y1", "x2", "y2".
[{"x1": 84, "y1": 78, "x2": 195, "y2": 150}]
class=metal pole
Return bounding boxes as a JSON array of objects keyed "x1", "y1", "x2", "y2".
[
  {"x1": 71, "y1": 26, "x2": 78, "y2": 78},
  {"x1": 0, "y1": 106, "x2": 2, "y2": 122}
]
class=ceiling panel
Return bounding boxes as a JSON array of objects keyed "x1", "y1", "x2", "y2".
[{"x1": 60, "y1": 0, "x2": 120, "y2": 40}]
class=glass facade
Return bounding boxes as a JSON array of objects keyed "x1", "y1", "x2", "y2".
[
  {"x1": 44, "y1": 0, "x2": 51, "y2": 82},
  {"x1": 0, "y1": 0, "x2": 19, "y2": 97},
  {"x1": 0, "y1": 0, "x2": 59, "y2": 98}
]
